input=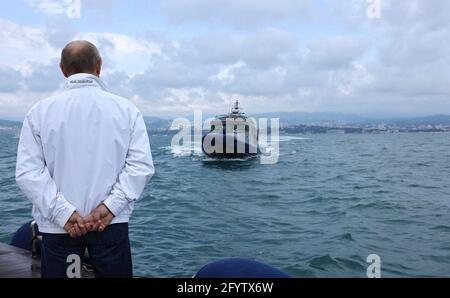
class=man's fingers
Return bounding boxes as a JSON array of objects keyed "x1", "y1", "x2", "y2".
[
  {"x1": 76, "y1": 217, "x2": 88, "y2": 235},
  {"x1": 81, "y1": 215, "x2": 93, "y2": 231},
  {"x1": 76, "y1": 217, "x2": 85, "y2": 228},
  {"x1": 78, "y1": 207, "x2": 113, "y2": 233},
  {"x1": 73, "y1": 224, "x2": 82, "y2": 237},
  {"x1": 71, "y1": 226, "x2": 79, "y2": 237},
  {"x1": 83, "y1": 214, "x2": 93, "y2": 224},
  {"x1": 65, "y1": 212, "x2": 93, "y2": 237},
  {"x1": 88, "y1": 219, "x2": 101, "y2": 232},
  {"x1": 69, "y1": 227, "x2": 77, "y2": 238},
  {"x1": 92, "y1": 212, "x2": 101, "y2": 222},
  {"x1": 86, "y1": 222, "x2": 94, "y2": 231},
  {"x1": 79, "y1": 225, "x2": 87, "y2": 235},
  {"x1": 98, "y1": 217, "x2": 113, "y2": 233},
  {"x1": 65, "y1": 223, "x2": 77, "y2": 238},
  {"x1": 98, "y1": 218, "x2": 109, "y2": 232}
]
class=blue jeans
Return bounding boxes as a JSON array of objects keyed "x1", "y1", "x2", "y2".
[{"x1": 41, "y1": 223, "x2": 132, "y2": 278}]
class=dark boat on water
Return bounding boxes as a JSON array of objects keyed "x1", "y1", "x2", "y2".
[{"x1": 202, "y1": 100, "x2": 260, "y2": 159}]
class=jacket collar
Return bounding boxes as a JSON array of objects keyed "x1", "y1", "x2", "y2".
[{"x1": 64, "y1": 73, "x2": 108, "y2": 91}]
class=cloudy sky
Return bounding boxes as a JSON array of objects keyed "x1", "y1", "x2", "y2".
[{"x1": 0, "y1": 0, "x2": 449, "y2": 119}]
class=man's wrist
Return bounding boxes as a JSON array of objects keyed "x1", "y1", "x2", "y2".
[
  {"x1": 101, "y1": 201, "x2": 116, "y2": 217},
  {"x1": 103, "y1": 194, "x2": 129, "y2": 218}
]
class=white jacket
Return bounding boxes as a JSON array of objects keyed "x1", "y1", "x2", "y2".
[{"x1": 15, "y1": 73, "x2": 155, "y2": 234}]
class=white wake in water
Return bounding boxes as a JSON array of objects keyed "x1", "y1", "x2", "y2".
[
  {"x1": 159, "y1": 142, "x2": 203, "y2": 157},
  {"x1": 277, "y1": 136, "x2": 311, "y2": 142},
  {"x1": 160, "y1": 135, "x2": 309, "y2": 158}
]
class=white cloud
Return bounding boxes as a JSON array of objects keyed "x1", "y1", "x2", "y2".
[
  {"x1": 0, "y1": 65, "x2": 24, "y2": 93},
  {"x1": 2, "y1": 0, "x2": 450, "y2": 117},
  {"x1": 26, "y1": 0, "x2": 67, "y2": 16},
  {"x1": 307, "y1": 36, "x2": 370, "y2": 70},
  {"x1": 0, "y1": 18, "x2": 58, "y2": 67},
  {"x1": 77, "y1": 32, "x2": 162, "y2": 75},
  {"x1": 0, "y1": 17, "x2": 164, "y2": 114},
  {"x1": 164, "y1": 0, "x2": 313, "y2": 28}
]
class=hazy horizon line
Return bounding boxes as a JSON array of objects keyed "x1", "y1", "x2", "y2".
[{"x1": 3, "y1": 111, "x2": 450, "y2": 123}]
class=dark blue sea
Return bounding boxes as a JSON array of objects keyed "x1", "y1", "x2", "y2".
[{"x1": 1, "y1": 130, "x2": 450, "y2": 277}]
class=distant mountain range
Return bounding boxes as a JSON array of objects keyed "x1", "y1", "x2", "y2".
[
  {"x1": 149, "y1": 113, "x2": 450, "y2": 129},
  {"x1": 143, "y1": 116, "x2": 172, "y2": 130},
  {"x1": 362, "y1": 114, "x2": 450, "y2": 127},
  {"x1": 2, "y1": 113, "x2": 450, "y2": 130},
  {"x1": 180, "y1": 112, "x2": 450, "y2": 127},
  {"x1": 252, "y1": 113, "x2": 450, "y2": 127}
]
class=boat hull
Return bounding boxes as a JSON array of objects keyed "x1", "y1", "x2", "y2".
[{"x1": 202, "y1": 133, "x2": 259, "y2": 159}]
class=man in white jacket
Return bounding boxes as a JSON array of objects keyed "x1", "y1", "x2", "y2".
[{"x1": 15, "y1": 40, "x2": 154, "y2": 278}]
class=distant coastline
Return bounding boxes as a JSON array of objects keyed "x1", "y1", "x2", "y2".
[
  {"x1": 3, "y1": 113, "x2": 450, "y2": 136},
  {"x1": 148, "y1": 113, "x2": 450, "y2": 135}
]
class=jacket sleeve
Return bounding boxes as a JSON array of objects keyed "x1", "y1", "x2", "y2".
[
  {"x1": 103, "y1": 112, "x2": 154, "y2": 217},
  {"x1": 15, "y1": 114, "x2": 76, "y2": 228}
]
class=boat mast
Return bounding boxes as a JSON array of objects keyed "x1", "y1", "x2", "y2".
[{"x1": 232, "y1": 100, "x2": 239, "y2": 114}]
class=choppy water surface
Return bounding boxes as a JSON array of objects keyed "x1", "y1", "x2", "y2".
[{"x1": 1, "y1": 131, "x2": 450, "y2": 277}]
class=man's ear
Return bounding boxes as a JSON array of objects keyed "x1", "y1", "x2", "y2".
[
  {"x1": 95, "y1": 59, "x2": 102, "y2": 77},
  {"x1": 60, "y1": 63, "x2": 69, "y2": 78}
]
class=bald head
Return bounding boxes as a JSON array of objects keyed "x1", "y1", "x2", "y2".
[{"x1": 60, "y1": 40, "x2": 102, "y2": 77}]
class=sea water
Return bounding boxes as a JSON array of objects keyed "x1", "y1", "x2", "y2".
[{"x1": 1, "y1": 131, "x2": 450, "y2": 277}]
